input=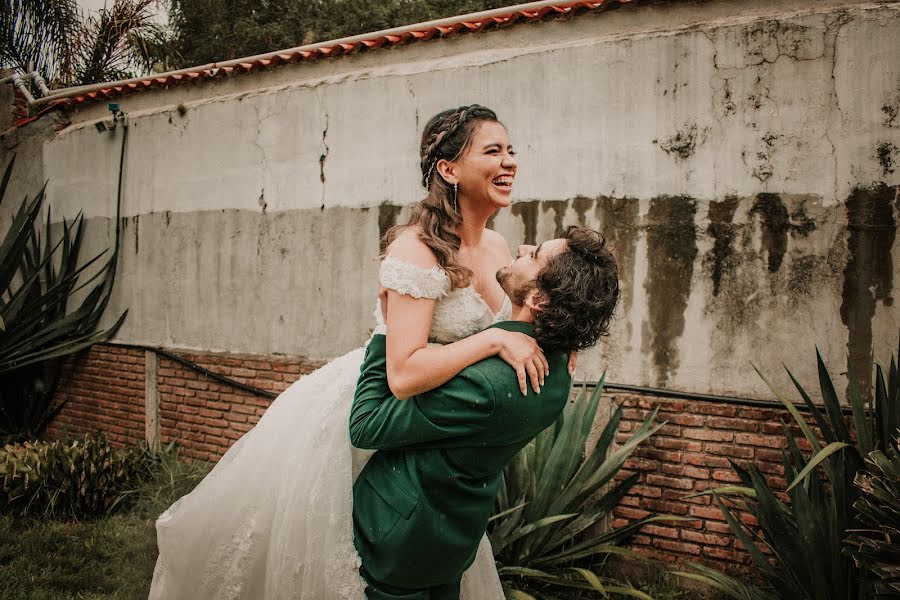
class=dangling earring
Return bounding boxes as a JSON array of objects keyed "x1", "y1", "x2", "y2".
[{"x1": 453, "y1": 182, "x2": 459, "y2": 210}]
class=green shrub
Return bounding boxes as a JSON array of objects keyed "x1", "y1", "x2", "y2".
[
  {"x1": 846, "y1": 440, "x2": 900, "y2": 598},
  {"x1": 0, "y1": 434, "x2": 147, "y2": 518},
  {"x1": 490, "y1": 377, "x2": 677, "y2": 599},
  {"x1": 679, "y1": 346, "x2": 900, "y2": 600}
]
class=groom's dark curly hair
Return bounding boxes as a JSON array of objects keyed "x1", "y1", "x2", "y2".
[{"x1": 532, "y1": 226, "x2": 619, "y2": 354}]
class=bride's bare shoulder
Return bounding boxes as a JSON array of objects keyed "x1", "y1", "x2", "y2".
[{"x1": 384, "y1": 226, "x2": 438, "y2": 269}]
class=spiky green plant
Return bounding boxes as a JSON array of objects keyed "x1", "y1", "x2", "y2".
[
  {"x1": 489, "y1": 376, "x2": 677, "y2": 599},
  {"x1": 0, "y1": 156, "x2": 126, "y2": 440},
  {"x1": 0, "y1": 434, "x2": 147, "y2": 517},
  {"x1": 846, "y1": 439, "x2": 900, "y2": 598},
  {"x1": 680, "y1": 346, "x2": 900, "y2": 600}
]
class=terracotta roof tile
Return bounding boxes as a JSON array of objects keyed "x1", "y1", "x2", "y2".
[{"x1": 66, "y1": 0, "x2": 630, "y2": 106}]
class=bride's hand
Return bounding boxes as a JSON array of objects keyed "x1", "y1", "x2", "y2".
[{"x1": 494, "y1": 330, "x2": 549, "y2": 396}]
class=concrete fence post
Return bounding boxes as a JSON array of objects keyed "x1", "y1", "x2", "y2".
[{"x1": 145, "y1": 350, "x2": 160, "y2": 451}]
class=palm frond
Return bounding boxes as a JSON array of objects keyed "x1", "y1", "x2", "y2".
[{"x1": 0, "y1": 0, "x2": 79, "y2": 82}]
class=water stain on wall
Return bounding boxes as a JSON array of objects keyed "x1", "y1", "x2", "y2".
[
  {"x1": 644, "y1": 196, "x2": 698, "y2": 386},
  {"x1": 751, "y1": 193, "x2": 790, "y2": 272},
  {"x1": 511, "y1": 200, "x2": 540, "y2": 245},
  {"x1": 840, "y1": 184, "x2": 897, "y2": 397},
  {"x1": 541, "y1": 200, "x2": 568, "y2": 238},
  {"x1": 377, "y1": 203, "x2": 402, "y2": 248},
  {"x1": 705, "y1": 196, "x2": 741, "y2": 296},
  {"x1": 132, "y1": 214, "x2": 139, "y2": 253},
  {"x1": 595, "y1": 197, "x2": 640, "y2": 325},
  {"x1": 749, "y1": 192, "x2": 818, "y2": 273},
  {"x1": 883, "y1": 89, "x2": 899, "y2": 128},
  {"x1": 572, "y1": 196, "x2": 594, "y2": 226},
  {"x1": 877, "y1": 142, "x2": 897, "y2": 177}
]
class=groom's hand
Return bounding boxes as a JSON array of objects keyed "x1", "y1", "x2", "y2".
[{"x1": 495, "y1": 330, "x2": 548, "y2": 395}]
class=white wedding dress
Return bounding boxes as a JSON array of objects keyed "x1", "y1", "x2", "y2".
[{"x1": 149, "y1": 256, "x2": 511, "y2": 599}]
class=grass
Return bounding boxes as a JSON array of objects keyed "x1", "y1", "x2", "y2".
[
  {"x1": 605, "y1": 558, "x2": 738, "y2": 600},
  {"x1": 0, "y1": 513, "x2": 157, "y2": 600},
  {"x1": 0, "y1": 446, "x2": 744, "y2": 600},
  {"x1": 0, "y1": 447, "x2": 210, "y2": 600}
]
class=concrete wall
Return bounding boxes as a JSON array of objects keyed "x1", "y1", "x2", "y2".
[
  {"x1": 26, "y1": 0, "x2": 900, "y2": 398},
  {"x1": 0, "y1": 113, "x2": 68, "y2": 231}
]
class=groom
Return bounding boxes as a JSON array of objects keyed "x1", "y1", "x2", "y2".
[{"x1": 349, "y1": 225, "x2": 619, "y2": 600}]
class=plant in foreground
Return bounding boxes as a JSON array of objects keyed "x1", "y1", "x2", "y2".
[
  {"x1": 490, "y1": 376, "x2": 680, "y2": 599},
  {"x1": 677, "y1": 346, "x2": 900, "y2": 600},
  {"x1": 845, "y1": 438, "x2": 900, "y2": 598},
  {"x1": 0, "y1": 156, "x2": 126, "y2": 441},
  {"x1": 0, "y1": 433, "x2": 147, "y2": 518}
]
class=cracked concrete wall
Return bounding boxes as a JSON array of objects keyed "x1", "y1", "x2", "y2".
[
  {"x1": 0, "y1": 114, "x2": 67, "y2": 232},
  {"x1": 32, "y1": 0, "x2": 900, "y2": 398}
]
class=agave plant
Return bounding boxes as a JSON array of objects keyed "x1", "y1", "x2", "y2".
[
  {"x1": 489, "y1": 375, "x2": 676, "y2": 599},
  {"x1": 679, "y1": 346, "x2": 900, "y2": 600},
  {"x1": 0, "y1": 156, "x2": 126, "y2": 440},
  {"x1": 846, "y1": 439, "x2": 900, "y2": 598}
]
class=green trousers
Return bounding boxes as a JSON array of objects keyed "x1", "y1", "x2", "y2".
[{"x1": 360, "y1": 567, "x2": 461, "y2": 600}]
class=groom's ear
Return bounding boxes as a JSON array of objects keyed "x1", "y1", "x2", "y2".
[{"x1": 524, "y1": 289, "x2": 548, "y2": 313}]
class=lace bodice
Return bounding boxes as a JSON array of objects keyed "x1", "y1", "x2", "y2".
[{"x1": 373, "y1": 256, "x2": 512, "y2": 343}]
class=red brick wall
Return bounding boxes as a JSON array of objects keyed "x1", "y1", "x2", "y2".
[
  {"x1": 156, "y1": 351, "x2": 323, "y2": 461},
  {"x1": 609, "y1": 391, "x2": 818, "y2": 571},
  {"x1": 49, "y1": 344, "x2": 826, "y2": 568},
  {"x1": 47, "y1": 344, "x2": 324, "y2": 461},
  {"x1": 47, "y1": 344, "x2": 145, "y2": 445}
]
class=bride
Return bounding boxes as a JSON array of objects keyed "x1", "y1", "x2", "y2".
[{"x1": 148, "y1": 105, "x2": 550, "y2": 599}]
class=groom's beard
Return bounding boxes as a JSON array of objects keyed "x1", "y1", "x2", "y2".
[{"x1": 496, "y1": 266, "x2": 534, "y2": 307}]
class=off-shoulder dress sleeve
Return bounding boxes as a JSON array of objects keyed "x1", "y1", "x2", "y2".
[
  {"x1": 371, "y1": 256, "x2": 450, "y2": 335},
  {"x1": 379, "y1": 255, "x2": 450, "y2": 299}
]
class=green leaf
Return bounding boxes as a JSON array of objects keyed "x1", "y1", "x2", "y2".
[
  {"x1": 488, "y1": 502, "x2": 526, "y2": 523},
  {"x1": 571, "y1": 567, "x2": 607, "y2": 596},
  {"x1": 685, "y1": 485, "x2": 757, "y2": 499},
  {"x1": 753, "y1": 363, "x2": 822, "y2": 453},
  {"x1": 816, "y1": 348, "x2": 851, "y2": 442},
  {"x1": 714, "y1": 493, "x2": 774, "y2": 575},
  {"x1": 786, "y1": 442, "x2": 850, "y2": 492},
  {"x1": 604, "y1": 586, "x2": 656, "y2": 600},
  {"x1": 847, "y1": 361, "x2": 874, "y2": 456},
  {"x1": 673, "y1": 563, "x2": 770, "y2": 600},
  {"x1": 493, "y1": 514, "x2": 577, "y2": 554}
]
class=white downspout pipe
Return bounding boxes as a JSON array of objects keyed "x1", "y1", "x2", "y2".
[{"x1": 12, "y1": 72, "x2": 35, "y2": 104}]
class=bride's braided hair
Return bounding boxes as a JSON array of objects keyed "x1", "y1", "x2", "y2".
[{"x1": 384, "y1": 104, "x2": 500, "y2": 289}]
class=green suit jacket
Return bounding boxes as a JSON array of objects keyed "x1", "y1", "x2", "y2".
[{"x1": 349, "y1": 321, "x2": 571, "y2": 589}]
